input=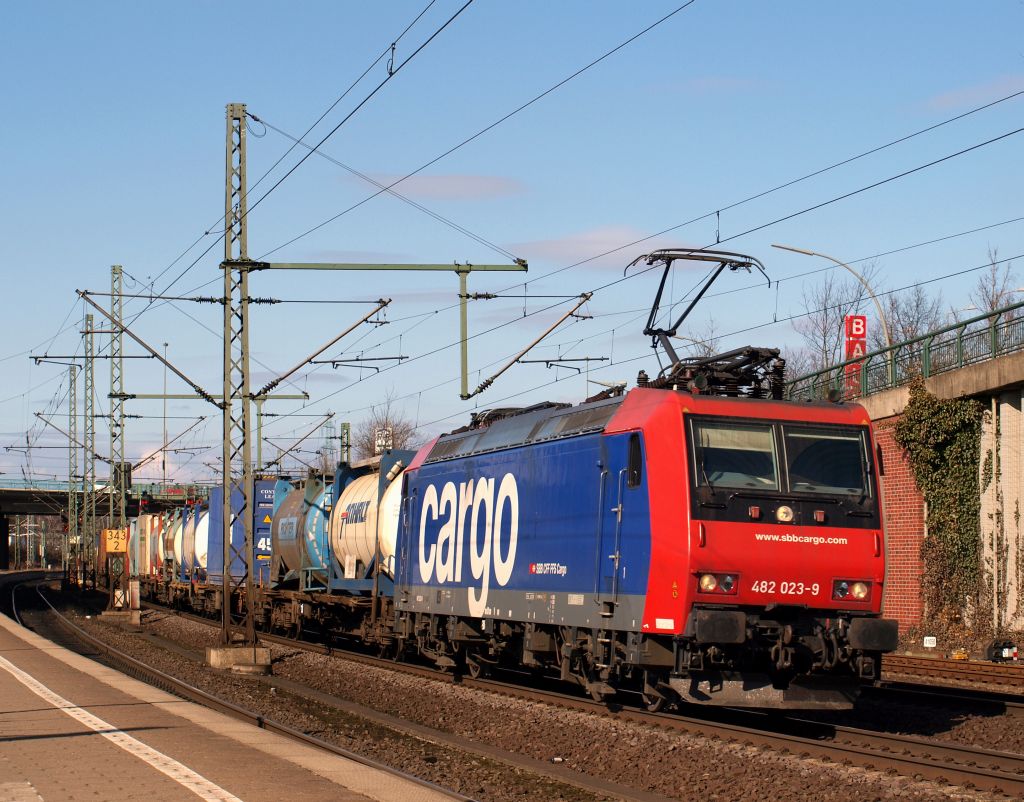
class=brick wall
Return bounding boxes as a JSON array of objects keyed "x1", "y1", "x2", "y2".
[{"x1": 873, "y1": 416, "x2": 925, "y2": 630}]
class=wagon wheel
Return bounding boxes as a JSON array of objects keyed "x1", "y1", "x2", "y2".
[
  {"x1": 588, "y1": 683, "x2": 608, "y2": 702},
  {"x1": 640, "y1": 691, "x2": 666, "y2": 712},
  {"x1": 465, "y1": 655, "x2": 490, "y2": 679},
  {"x1": 642, "y1": 672, "x2": 669, "y2": 712}
]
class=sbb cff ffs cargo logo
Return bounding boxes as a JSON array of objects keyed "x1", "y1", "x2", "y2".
[{"x1": 418, "y1": 473, "x2": 519, "y2": 617}]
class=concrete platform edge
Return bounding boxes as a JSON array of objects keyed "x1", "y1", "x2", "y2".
[{"x1": 0, "y1": 602, "x2": 452, "y2": 802}]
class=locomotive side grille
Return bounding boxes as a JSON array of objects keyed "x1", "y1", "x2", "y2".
[
  {"x1": 530, "y1": 401, "x2": 621, "y2": 442},
  {"x1": 424, "y1": 397, "x2": 624, "y2": 463}
]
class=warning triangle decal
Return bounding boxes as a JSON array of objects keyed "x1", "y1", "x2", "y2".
[{"x1": 263, "y1": 514, "x2": 272, "y2": 523}]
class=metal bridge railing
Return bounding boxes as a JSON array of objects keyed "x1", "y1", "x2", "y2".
[
  {"x1": 0, "y1": 479, "x2": 213, "y2": 501},
  {"x1": 786, "y1": 300, "x2": 1024, "y2": 401}
]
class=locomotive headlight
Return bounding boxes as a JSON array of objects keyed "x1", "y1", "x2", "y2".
[
  {"x1": 699, "y1": 573, "x2": 718, "y2": 592},
  {"x1": 833, "y1": 579, "x2": 870, "y2": 600},
  {"x1": 720, "y1": 574, "x2": 736, "y2": 593},
  {"x1": 775, "y1": 505, "x2": 794, "y2": 523}
]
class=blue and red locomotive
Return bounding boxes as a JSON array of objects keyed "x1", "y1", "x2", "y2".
[
  {"x1": 392, "y1": 359, "x2": 896, "y2": 708},
  {"x1": 135, "y1": 250, "x2": 898, "y2": 709}
]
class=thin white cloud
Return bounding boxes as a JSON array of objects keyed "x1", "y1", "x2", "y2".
[
  {"x1": 353, "y1": 173, "x2": 525, "y2": 200},
  {"x1": 510, "y1": 225, "x2": 697, "y2": 269},
  {"x1": 925, "y1": 75, "x2": 1024, "y2": 110}
]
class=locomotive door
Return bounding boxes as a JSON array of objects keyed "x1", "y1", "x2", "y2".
[
  {"x1": 594, "y1": 433, "x2": 643, "y2": 618},
  {"x1": 595, "y1": 461, "x2": 627, "y2": 616}
]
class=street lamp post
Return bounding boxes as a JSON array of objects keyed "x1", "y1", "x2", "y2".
[
  {"x1": 162, "y1": 343, "x2": 168, "y2": 487},
  {"x1": 772, "y1": 243, "x2": 895, "y2": 386}
]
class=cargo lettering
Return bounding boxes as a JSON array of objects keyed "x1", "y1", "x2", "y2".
[{"x1": 418, "y1": 473, "x2": 519, "y2": 616}]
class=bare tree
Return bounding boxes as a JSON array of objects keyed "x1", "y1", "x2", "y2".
[
  {"x1": 674, "y1": 318, "x2": 721, "y2": 359},
  {"x1": 317, "y1": 448, "x2": 335, "y2": 473},
  {"x1": 970, "y1": 247, "x2": 1018, "y2": 316},
  {"x1": 792, "y1": 261, "x2": 881, "y2": 373},
  {"x1": 868, "y1": 284, "x2": 946, "y2": 352},
  {"x1": 781, "y1": 345, "x2": 819, "y2": 381},
  {"x1": 352, "y1": 393, "x2": 418, "y2": 461}
]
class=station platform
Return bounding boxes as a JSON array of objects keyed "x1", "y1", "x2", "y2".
[{"x1": 0, "y1": 596, "x2": 455, "y2": 802}]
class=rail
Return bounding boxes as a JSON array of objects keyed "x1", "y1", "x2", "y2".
[
  {"x1": 143, "y1": 596, "x2": 1024, "y2": 796},
  {"x1": 785, "y1": 300, "x2": 1024, "y2": 400}
]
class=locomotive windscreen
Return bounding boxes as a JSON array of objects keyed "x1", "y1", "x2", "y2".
[
  {"x1": 783, "y1": 425, "x2": 870, "y2": 496},
  {"x1": 691, "y1": 420, "x2": 779, "y2": 490},
  {"x1": 689, "y1": 417, "x2": 873, "y2": 498}
]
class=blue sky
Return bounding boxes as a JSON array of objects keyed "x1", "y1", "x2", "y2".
[{"x1": 2, "y1": 1, "x2": 1023, "y2": 483}]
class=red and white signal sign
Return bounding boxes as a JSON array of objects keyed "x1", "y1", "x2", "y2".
[
  {"x1": 845, "y1": 314, "x2": 867, "y2": 341},
  {"x1": 844, "y1": 314, "x2": 867, "y2": 394}
]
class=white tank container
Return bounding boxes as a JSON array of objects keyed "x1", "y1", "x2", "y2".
[
  {"x1": 135, "y1": 514, "x2": 154, "y2": 576},
  {"x1": 171, "y1": 514, "x2": 184, "y2": 576},
  {"x1": 329, "y1": 469, "x2": 403, "y2": 579},
  {"x1": 146, "y1": 515, "x2": 160, "y2": 575},
  {"x1": 129, "y1": 518, "x2": 140, "y2": 576},
  {"x1": 153, "y1": 514, "x2": 165, "y2": 569},
  {"x1": 182, "y1": 511, "x2": 196, "y2": 577},
  {"x1": 194, "y1": 510, "x2": 209, "y2": 572},
  {"x1": 162, "y1": 512, "x2": 178, "y2": 568}
]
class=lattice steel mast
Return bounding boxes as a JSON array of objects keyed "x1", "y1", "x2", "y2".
[
  {"x1": 109, "y1": 264, "x2": 128, "y2": 532},
  {"x1": 83, "y1": 313, "x2": 96, "y2": 586},
  {"x1": 221, "y1": 102, "x2": 257, "y2": 648},
  {"x1": 66, "y1": 363, "x2": 79, "y2": 585}
]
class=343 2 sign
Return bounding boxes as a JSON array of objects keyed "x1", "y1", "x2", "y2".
[{"x1": 104, "y1": 528, "x2": 128, "y2": 554}]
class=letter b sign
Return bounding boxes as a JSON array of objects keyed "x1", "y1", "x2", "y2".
[{"x1": 845, "y1": 315, "x2": 867, "y2": 339}]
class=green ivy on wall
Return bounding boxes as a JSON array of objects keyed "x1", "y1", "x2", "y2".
[{"x1": 893, "y1": 377, "x2": 984, "y2": 631}]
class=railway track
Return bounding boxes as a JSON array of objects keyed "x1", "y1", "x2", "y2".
[
  {"x1": 139, "y1": 599, "x2": 1024, "y2": 797},
  {"x1": 884, "y1": 653, "x2": 1024, "y2": 692},
  {"x1": 19, "y1": 583, "x2": 683, "y2": 802},
  {"x1": 867, "y1": 680, "x2": 1024, "y2": 719},
  {"x1": 8, "y1": 580, "x2": 472, "y2": 802}
]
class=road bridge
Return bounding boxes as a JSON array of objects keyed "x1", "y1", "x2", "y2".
[
  {"x1": 788, "y1": 300, "x2": 1024, "y2": 638},
  {"x1": 0, "y1": 481, "x2": 211, "y2": 569}
]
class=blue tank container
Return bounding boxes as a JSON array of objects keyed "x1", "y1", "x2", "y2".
[
  {"x1": 205, "y1": 480, "x2": 276, "y2": 584},
  {"x1": 254, "y1": 481, "x2": 275, "y2": 585},
  {"x1": 271, "y1": 478, "x2": 332, "y2": 589}
]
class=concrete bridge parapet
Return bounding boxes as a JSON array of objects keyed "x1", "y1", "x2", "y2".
[{"x1": 858, "y1": 350, "x2": 1024, "y2": 635}]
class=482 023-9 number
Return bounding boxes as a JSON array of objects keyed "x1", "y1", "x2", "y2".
[{"x1": 750, "y1": 580, "x2": 820, "y2": 595}]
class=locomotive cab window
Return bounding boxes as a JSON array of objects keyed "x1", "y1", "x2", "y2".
[
  {"x1": 627, "y1": 433, "x2": 643, "y2": 488},
  {"x1": 690, "y1": 419, "x2": 779, "y2": 490},
  {"x1": 783, "y1": 425, "x2": 871, "y2": 497}
]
